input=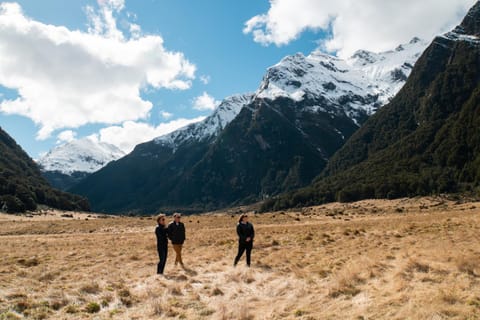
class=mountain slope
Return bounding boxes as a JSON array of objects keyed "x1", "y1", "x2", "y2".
[
  {"x1": 71, "y1": 40, "x2": 427, "y2": 214},
  {"x1": 38, "y1": 138, "x2": 125, "y2": 190},
  {"x1": 0, "y1": 127, "x2": 90, "y2": 213},
  {"x1": 262, "y1": 1, "x2": 480, "y2": 211},
  {"x1": 70, "y1": 94, "x2": 254, "y2": 213}
]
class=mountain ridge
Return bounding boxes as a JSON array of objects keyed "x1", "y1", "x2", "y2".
[
  {"x1": 71, "y1": 38, "x2": 428, "y2": 214},
  {"x1": 262, "y1": 1, "x2": 480, "y2": 211}
]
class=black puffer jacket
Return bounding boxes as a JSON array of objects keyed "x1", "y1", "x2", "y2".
[
  {"x1": 237, "y1": 222, "x2": 255, "y2": 243},
  {"x1": 167, "y1": 222, "x2": 186, "y2": 245}
]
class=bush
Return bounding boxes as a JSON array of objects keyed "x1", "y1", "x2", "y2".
[
  {"x1": 1, "y1": 195, "x2": 26, "y2": 213},
  {"x1": 84, "y1": 302, "x2": 100, "y2": 313}
]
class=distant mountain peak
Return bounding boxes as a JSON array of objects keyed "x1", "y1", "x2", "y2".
[{"x1": 38, "y1": 138, "x2": 125, "y2": 175}]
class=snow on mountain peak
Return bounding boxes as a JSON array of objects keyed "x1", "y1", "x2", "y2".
[
  {"x1": 256, "y1": 38, "x2": 429, "y2": 121},
  {"x1": 38, "y1": 138, "x2": 125, "y2": 175},
  {"x1": 155, "y1": 93, "x2": 254, "y2": 148},
  {"x1": 151, "y1": 39, "x2": 427, "y2": 151}
]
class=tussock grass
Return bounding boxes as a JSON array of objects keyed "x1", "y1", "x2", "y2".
[{"x1": 1, "y1": 196, "x2": 480, "y2": 318}]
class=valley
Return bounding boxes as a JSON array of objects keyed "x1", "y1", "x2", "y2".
[{"x1": 1, "y1": 197, "x2": 480, "y2": 319}]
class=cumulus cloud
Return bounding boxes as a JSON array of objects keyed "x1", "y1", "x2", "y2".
[
  {"x1": 244, "y1": 0, "x2": 476, "y2": 57},
  {"x1": 193, "y1": 92, "x2": 220, "y2": 111},
  {"x1": 57, "y1": 130, "x2": 77, "y2": 144},
  {"x1": 89, "y1": 118, "x2": 205, "y2": 153},
  {"x1": 0, "y1": 2, "x2": 196, "y2": 139}
]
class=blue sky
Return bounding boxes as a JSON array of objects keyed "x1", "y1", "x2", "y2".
[
  {"x1": 0, "y1": 0, "x2": 323, "y2": 158},
  {"x1": 0, "y1": 0, "x2": 474, "y2": 158}
]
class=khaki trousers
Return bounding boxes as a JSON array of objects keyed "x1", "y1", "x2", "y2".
[{"x1": 172, "y1": 244, "x2": 183, "y2": 265}]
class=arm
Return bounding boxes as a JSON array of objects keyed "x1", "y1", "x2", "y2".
[
  {"x1": 181, "y1": 223, "x2": 186, "y2": 241},
  {"x1": 251, "y1": 224, "x2": 255, "y2": 240},
  {"x1": 166, "y1": 223, "x2": 172, "y2": 239},
  {"x1": 236, "y1": 223, "x2": 241, "y2": 237}
]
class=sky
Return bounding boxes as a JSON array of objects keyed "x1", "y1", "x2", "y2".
[{"x1": 0, "y1": 0, "x2": 475, "y2": 159}]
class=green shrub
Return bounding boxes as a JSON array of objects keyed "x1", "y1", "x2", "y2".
[{"x1": 84, "y1": 302, "x2": 100, "y2": 313}]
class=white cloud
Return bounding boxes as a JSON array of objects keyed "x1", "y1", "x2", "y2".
[
  {"x1": 244, "y1": 0, "x2": 476, "y2": 57},
  {"x1": 160, "y1": 111, "x2": 173, "y2": 119},
  {"x1": 199, "y1": 75, "x2": 211, "y2": 85},
  {"x1": 193, "y1": 92, "x2": 220, "y2": 111},
  {"x1": 0, "y1": 2, "x2": 196, "y2": 140},
  {"x1": 97, "y1": 0, "x2": 124, "y2": 11},
  {"x1": 90, "y1": 118, "x2": 205, "y2": 153},
  {"x1": 57, "y1": 130, "x2": 76, "y2": 143},
  {"x1": 129, "y1": 23, "x2": 141, "y2": 39}
]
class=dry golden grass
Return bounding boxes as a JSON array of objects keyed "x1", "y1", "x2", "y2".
[{"x1": 1, "y1": 197, "x2": 480, "y2": 319}]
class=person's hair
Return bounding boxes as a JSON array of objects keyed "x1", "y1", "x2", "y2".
[
  {"x1": 173, "y1": 212, "x2": 181, "y2": 218},
  {"x1": 238, "y1": 214, "x2": 248, "y2": 223},
  {"x1": 156, "y1": 214, "x2": 166, "y2": 225}
]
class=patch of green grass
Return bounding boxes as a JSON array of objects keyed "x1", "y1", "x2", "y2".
[{"x1": 84, "y1": 302, "x2": 100, "y2": 313}]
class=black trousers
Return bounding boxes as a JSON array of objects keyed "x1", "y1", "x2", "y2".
[
  {"x1": 234, "y1": 241, "x2": 253, "y2": 266},
  {"x1": 157, "y1": 245, "x2": 168, "y2": 274}
]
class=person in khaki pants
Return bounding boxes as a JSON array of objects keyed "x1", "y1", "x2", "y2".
[{"x1": 167, "y1": 213, "x2": 186, "y2": 266}]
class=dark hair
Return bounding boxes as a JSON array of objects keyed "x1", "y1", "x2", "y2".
[{"x1": 238, "y1": 214, "x2": 248, "y2": 223}]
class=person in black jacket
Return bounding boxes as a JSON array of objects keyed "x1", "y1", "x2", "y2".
[
  {"x1": 234, "y1": 214, "x2": 255, "y2": 267},
  {"x1": 155, "y1": 214, "x2": 168, "y2": 275},
  {"x1": 167, "y1": 213, "x2": 186, "y2": 266}
]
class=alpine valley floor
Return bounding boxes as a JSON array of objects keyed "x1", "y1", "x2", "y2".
[{"x1": 1, "y1": 197, "x2": 480, "y2": 319}]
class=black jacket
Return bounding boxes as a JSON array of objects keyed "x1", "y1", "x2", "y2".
[
  {"x1": 237, "y1": 222, "x2": 254, "y2": 243},
  {"x1": 167, "y1": 221, "x2": 186, "y2": 245},
  {"x1": 155, "y1": 225, "x2": 168, "y2": 250}
]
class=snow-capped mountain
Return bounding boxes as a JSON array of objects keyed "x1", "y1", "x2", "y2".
[
  {"x1": 38, "y1": 138, "x2": 125, "y2": 190},
  {"x1": 150, "y1": 38, "x2": 427, "y2": 151},
  {"x1": 72, "y1": 39, "x2": 429, "y2": 213},
  {"x1": 257, "y1": 37, "x2": 428, "y2": 124},
  {"x1": 155, "y1": 93, "x2": 254, "y2": 150},
  {"x1": 39, "y1": 138, "x2": 125, "y2": 175}
]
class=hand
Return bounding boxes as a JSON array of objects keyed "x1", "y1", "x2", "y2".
[{"x1": 246, "y1": 237, "x2": 251, "y2": 242}]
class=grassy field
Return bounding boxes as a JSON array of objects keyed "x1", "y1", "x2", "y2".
[{"x1": 1, "y1": 197, "x2": 480, "y2": 319}]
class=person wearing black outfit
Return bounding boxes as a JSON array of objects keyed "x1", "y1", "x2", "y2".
[
  {"x1": 167, "y1": 213, "x2": 186, "y2": 266},
  {"x1": 155, "y1": 214, "x2": 168, "y2": 275},
  {"x1": 234, "y1": 214, "x2": 255, "y2": 267}
]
